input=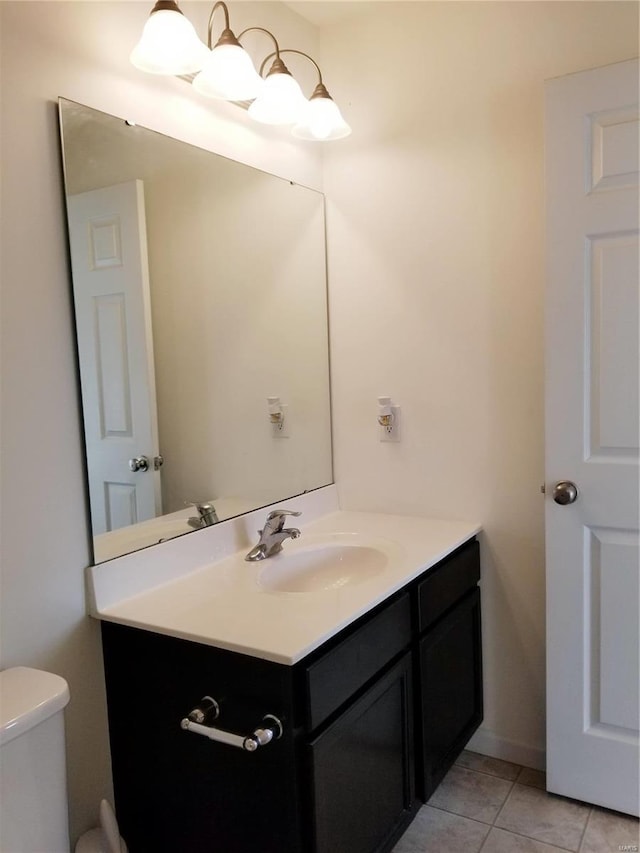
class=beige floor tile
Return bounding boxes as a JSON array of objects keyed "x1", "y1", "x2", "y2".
[
  {"x1": 580, "y1": 806, "x2": 640, "y2": 853},
  {"x1": 456, "y1": 750, "x2": 521, "y2": 781},
  {"x1": 481, "y1": 827, "x2": 570, "y2": 852},
  {"x1": 428, "y1": 765, "x2": 513, "y2": 824},
  {"x1": 495, "y1": 784, "x2": 590, "y2": 851},
  {"x1": 392, "y1": 805, "x2": 489, "y2": 853},
  {"x1": 518, "y1": 767, "x2": 547, "y2": 790}
]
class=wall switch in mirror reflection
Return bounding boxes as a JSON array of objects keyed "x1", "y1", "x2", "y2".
[
  {"x1": 272, "y1": 404, "x2": 290, "y2": 438},
  {"x1": 380, "y1": 406, "x2": 400, "y2": 442}
]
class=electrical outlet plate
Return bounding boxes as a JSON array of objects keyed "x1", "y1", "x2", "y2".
[
  {"x1": 380, "y1": 405, "x2": 400, "y2": 442},
  {"x1": 272, "y1": 404, "x2": 290, "y2": 438}
]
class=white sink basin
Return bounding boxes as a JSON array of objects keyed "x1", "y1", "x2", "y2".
[{"x1": 257, "y1": 535, "x2": 398, "y2": 593}]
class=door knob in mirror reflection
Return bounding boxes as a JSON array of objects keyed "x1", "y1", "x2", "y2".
[
  {"x1": 552, "y1": 480, "x2": 579, "y2": 505},
  {"x1": 128, "y1": 455, "x2": 150, "y2": 473}
]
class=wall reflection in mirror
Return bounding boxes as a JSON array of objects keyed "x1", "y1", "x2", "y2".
[{"x1": 58, "y1": 99, "x2": 332, "y2": 564}]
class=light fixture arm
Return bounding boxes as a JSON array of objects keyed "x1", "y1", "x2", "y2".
[
  {"x1": 237, "y1": 26, "x2": 282, "y2": 63},
  {"x1": 259, "y1": 48, "x2": 323, "y2": 84},
  {"x1": 207, "y1": 4, "x2": 282, "y2": 59},
  {"x1": 206, "y1": 0, "x2": 242, "y2": 49}
]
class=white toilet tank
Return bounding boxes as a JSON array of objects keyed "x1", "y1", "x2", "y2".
[{"x1": 0, "y1": 667, "x2": 71, "y2": 853}]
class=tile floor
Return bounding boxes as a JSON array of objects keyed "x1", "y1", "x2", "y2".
[{"x1": 393, "y1": 751, "x2": 640, "y2": 853}]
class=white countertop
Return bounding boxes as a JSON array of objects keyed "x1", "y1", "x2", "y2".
[{"x1": 89, "y1": 488, "x2": 480, "y2": 665}]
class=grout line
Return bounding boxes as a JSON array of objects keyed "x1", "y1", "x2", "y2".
[
  {"x1": 425, "y1": 802, "x2": 495, "y2": 826},
  {"x1": 455, "y1": 755, "x2": 523, "y2": 782},
  {"x1": 477, "y1": 822, "x2": 493, "y2": 852},
  {"x1": 491, "y1": 783, "x2": 590, "y2": 853},
  {"x1": 493, "y1": 778, "x2": 517, "y2": 826},
  {"x1": 481, "y1": 823, "x2": 577, "y2": 852},
  {"x1": 454, "y1": 763, "x2": 523, "y2": 784},
  {"x1": 426, "y1": 771, "x2": 518, "y2": 837},
  {"x1": 420, "y1": 763, "x2": 602, "y2": 853},
  {"x1": 576, "y1": 806, "x2": 594, "y2": 853}
]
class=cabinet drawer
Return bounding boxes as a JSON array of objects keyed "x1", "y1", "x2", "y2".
[
  {"x1": 305, "y1": 593, "x2": 411, "y2": 731},
  {"x1": 417, "y1": 539, "x2": 479, "y2": 633}
]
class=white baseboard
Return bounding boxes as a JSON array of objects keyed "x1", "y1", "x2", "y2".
[{"x1": 466, "y1": 727, "x2": 546, "y2": 771}]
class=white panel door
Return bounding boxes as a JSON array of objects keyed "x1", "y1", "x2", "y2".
[
  {"x1": 545, "y1": 59, "x2": 639, "y2": 816},
  {"x1": 68, "y1": 180, "x2": 161, "y2": 535}
]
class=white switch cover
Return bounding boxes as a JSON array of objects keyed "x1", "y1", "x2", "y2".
[{"x1": 380, "y1": 405, "x2": 400, "y2": 442}]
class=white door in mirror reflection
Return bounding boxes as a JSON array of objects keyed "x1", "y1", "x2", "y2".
[{"x1": 68, "y1": 179, "x2": 161, "y2": 535}]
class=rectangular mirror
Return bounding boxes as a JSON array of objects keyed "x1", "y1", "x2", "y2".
[{"x1": 58, "y1": 99, "x2": 332, "y2": 564}]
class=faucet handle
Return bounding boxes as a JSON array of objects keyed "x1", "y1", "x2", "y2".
[
  {"x1": 185, "y1": 500, "x2": 213, "y2": 511},
  {"x1": 266, "y1": 509, "x2": 302, "y2": 520},
  {"x1": 263, "y1": 509, "x2": 302, "y2": 534}
]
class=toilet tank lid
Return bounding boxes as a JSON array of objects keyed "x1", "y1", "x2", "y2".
[{"x1": 0, "y1": 667, "x2": 70, "y2": 746}]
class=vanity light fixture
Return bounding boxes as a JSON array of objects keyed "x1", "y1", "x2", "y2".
[
  {"x1": 192, "y1": 2, "x2": 263, "y2": 101},
  {"x1": 259, "y1": 49, "x2": 350, "y2": 139},
  {"x1": 130, "y1": 0, "x2": 209, "y2": 75},
  {"x1": 130, "y1": 1, "x2": 351, "y2": 140},
  {"x1": 248, "y1": 50, "x2": 307, "y2": 126}
]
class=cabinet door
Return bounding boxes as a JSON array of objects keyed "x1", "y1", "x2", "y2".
[
  {"x1": 102, "y1": 623, "x2": 302, "y2": 853},
  {"x1": 418, "y1": 587, "x2": 483, "y2": 801},
  {"x1": 308, "y1": 654, "x2": 416, "y2": 853}
]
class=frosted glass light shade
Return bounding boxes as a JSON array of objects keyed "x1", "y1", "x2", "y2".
[
  {"x1": 130, "y1": 9, "x2": 209, "y2": 75},
  {"x1": 193, "y1": 44, "x2": 263, "y2": 101},
  {"x1": 293, "y1": 96, "x2": 351, "y2": 141},
  {"x1": 248, "y1": 73, "x2": 307, "y2": 126}
]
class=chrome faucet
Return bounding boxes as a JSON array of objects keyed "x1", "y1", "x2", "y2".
[
  {"x1": 245, "y1": 509, "x2": 301, "y2": 562},
  {"x1": 187, "y1": 501, "x2": 219, "y2": 530}
]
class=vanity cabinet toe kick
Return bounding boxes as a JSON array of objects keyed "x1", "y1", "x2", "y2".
[{"x1": 101, "y1": 538, "x2": 482, "y2": 853}]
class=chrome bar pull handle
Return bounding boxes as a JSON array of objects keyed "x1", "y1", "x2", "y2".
[
  {"x1": 243, "y1": 715, "x2": 283, "y2": 752},
  {"x1": 180, "y1": 698, "x2": 283, "y2": 752},
  {"x1": 187, "y1": 695, "x2": 219, "y2": 724}
]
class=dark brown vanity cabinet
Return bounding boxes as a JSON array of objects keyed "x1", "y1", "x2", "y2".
[{"x1": 101, "y1": 537, "x2": 481, "y2": 853}]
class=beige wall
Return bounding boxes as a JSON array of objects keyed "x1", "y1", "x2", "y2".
[
  {"x1": 0, "y1": 1, "x2": 321, "y2": 842},
  {"x1": 148, "y1": 161, "x2": 331, "y2": 512},
  {"x1": 321, "y1": 1, "x2": 639, "y2": 767}
]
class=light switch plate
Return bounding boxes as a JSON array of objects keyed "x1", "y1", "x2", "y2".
[{"x1": 272, "y1": 404, "x2": 290, "y2": 438}]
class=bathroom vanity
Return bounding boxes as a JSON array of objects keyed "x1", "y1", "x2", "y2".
[{"x1": 92, "y1": 495, "x2": 482, "y2": 853}]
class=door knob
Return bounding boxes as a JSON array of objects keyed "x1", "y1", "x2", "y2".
[
  {"x1": 128, "y1": 455, "x2": 150, "y2": 473},
  {"x1": 552, "y1": 480, "x2": 578, "y2": 505}
]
